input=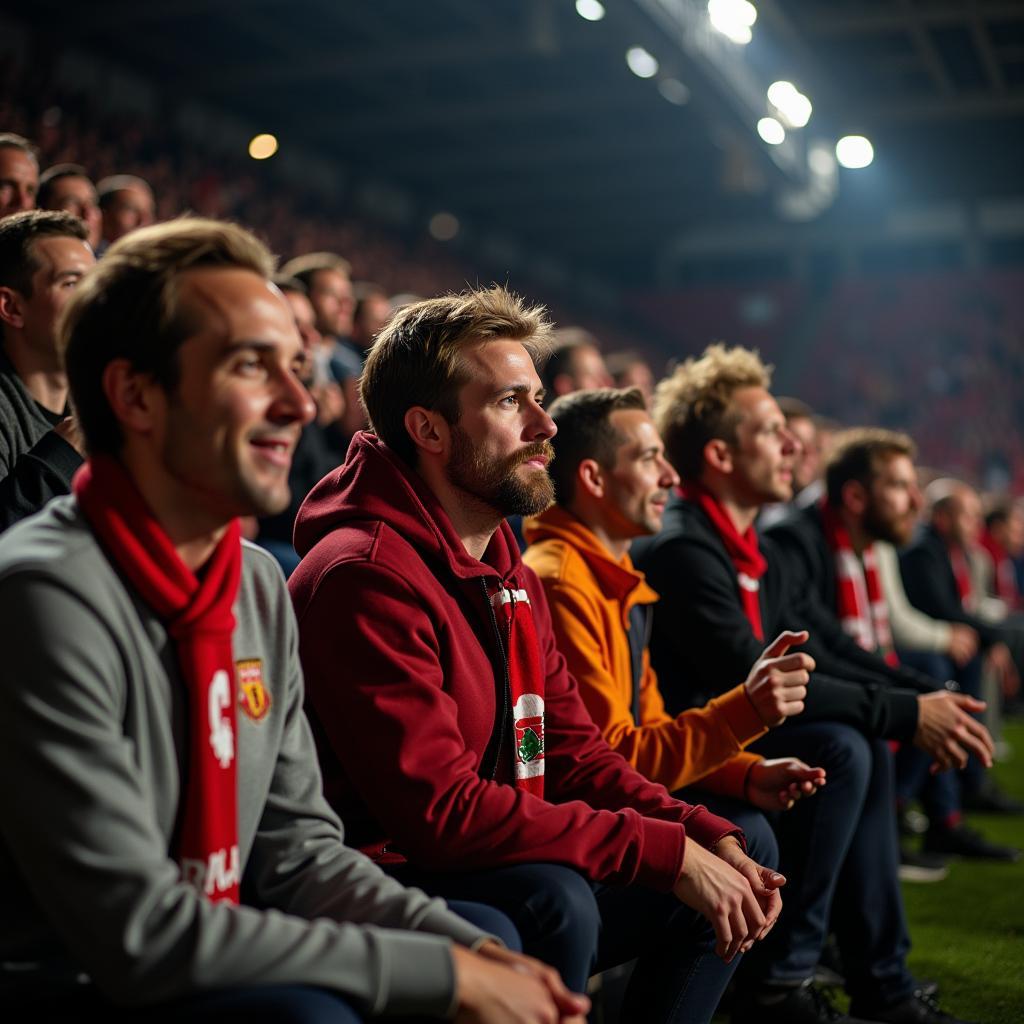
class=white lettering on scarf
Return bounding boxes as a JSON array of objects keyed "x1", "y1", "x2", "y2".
[
  {"x1": 181, "y1": 844, "x2": 241, "y2": 896},
  {"x1": 208, "y1": 669, "x2": 235, "y2": 769}
]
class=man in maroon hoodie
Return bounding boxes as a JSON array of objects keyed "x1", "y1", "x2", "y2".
[{"x1": 289, "y1": 286, "x2": 784, "y2": 1023}]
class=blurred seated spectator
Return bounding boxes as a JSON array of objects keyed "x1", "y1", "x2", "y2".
[
  {"x1": 351, "y1": 281, "x2": 392, "y2": 352},
  {"x1": 542, "y1": 326, "x2": 612, "y2": 398},
  {"x1": 0, "y1": 132, "x2": 39, "y2": 220},
  {"x1": 980, "y1": 499, "x2": 1024, "y2": 611},
  {"x1": 96, "y1": 173, "x2": 155, "y2": 251},
  {"x1": 606, "y1": 349, "x2": 656, "y2": 406},
  {"x1": 37, "y1": 163, "x2": 101, "y2": 249},
  {"x1": 0, "y1": 209, "x2": 92, "y2": 529}
]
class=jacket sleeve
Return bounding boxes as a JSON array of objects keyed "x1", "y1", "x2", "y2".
[
  {"x1": 764, "y1": 531, "x2": 940, "y2": 693},
  {"x1": 900, "y1": 541, "x2": 1003, "y2": 648},
  {"x1": 875, "y1": 541, "x2": 951, "y2": 653},
  {"x1": 0, "y1": 573, "x2": 470, "y2": 1016},
  {"x1": 538, "y1": 576, "x2": 768, "y2": 796},
  {"x1": 0, "y1": 430, "x2": 82, "y2": 532},
  {"x1": 298, "y1": 560, "x2": 739, "y2": 892}
]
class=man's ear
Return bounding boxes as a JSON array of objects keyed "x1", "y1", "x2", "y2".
[
  {"x1": 101, "y1": 359, "x2": 164, "y2": 436},
  {"x1": 704, "y1": 438, "x2": 733, "y2": 475},
  {"x1": 404, "y1": 405, "x2": 449, "y2": 459},
  {"x1": 0, "y1": 286, "x2": 25, "y2": 331},
  {"x1": 842, "y1": 478, "x2": 868, "y2": 517},
  {"x1": 577, "y1": 458, "x2": 605, "y2": 500}
]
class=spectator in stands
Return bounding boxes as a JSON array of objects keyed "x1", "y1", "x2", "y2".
[
  {"x1": 900, "y1": 479, "x2": 1024, "y2": 824},
  {"x1": 0, "y1": 218, "x2": 576, "y2": 1022},
  {"x1": 289, "y1": 287, "x2": 784, "y2": 1024},
  {"x1": 633, "y1": 345, "x2": 987, "y2": 1024},
  {"x1": 767, "y1": 435, "x2": 1016, "y2": 863},
  {"x1": 759, "y1": 396, "x2": 821, "y2": 529},
  {"x1": 96, "y1": 173, "x2": 155, "y2": 250},
  {"x1": 37, "y1": 163, "x2": 102, "y2": 250},
  {"x1": 281, "y1": 252, "x2": 365, "y2": 446},
  {"x1": 351, "y1": 281, "x2": 392, "y2": 352},
  {"x1": 980, "y1": 500, "x2": 1024, "y2": 611},
  {"x1": 0, "y1": 132, "x2": 39, "y2": 220},
  {"x1": 541, "y1": 327, "x2": 613, "y2": 398},
  {"x1": 522, "y1": 386, "x2": 824, "y2": 832},
  {"x1": 606, "y1": 349, "x2": 656, "y2": 405},
  {"x1": 255, "y1": 276, "x2": 342, "y2": 577},
  {"x1": 0, "y1": 210, "x2": 92, "y2": 530}
]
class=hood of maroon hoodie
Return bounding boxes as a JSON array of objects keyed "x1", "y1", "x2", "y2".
[{"x1": 293, "y1": 430, "x2": 522, "y2": 584}]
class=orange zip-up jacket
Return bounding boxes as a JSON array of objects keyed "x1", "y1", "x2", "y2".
[{"x1": 523, "y1": 506, "x2": 766, "y2": 797}]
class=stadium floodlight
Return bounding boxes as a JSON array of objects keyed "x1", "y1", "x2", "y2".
[
  {"x1": 626, "y1": 46, "x2": 659, "y2": 79},
  {"x1": 836, "y1": 135, "x2": 874, "y2": 169},
  {"x1": 767, "y1": 80, "x2": 812, "y2": 128},
  {"x1": 248, "y1": 134, "x2": 278, "y2": 160},
  {"x1": 658, "y1": 78, "x2": 691, "y2": 106},
  {"x1": 575, "y1": 0, "x2": 606, "y2": 21},
  {"x1": 428, "y1": 211, "x2": 460, "y2": 241},
  {"x1": 757, "y1": 117, "x2": 786, "y2": 145},
  {"x1": 708, "y1": 0, "x2": 757, "y2": 45}
]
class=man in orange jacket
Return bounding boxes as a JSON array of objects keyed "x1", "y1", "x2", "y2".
[{"x1": 522, "y1": 387, "x2": 825, "y2": 843}]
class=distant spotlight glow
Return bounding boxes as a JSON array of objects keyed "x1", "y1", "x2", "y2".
[
  {"x1": 658, "y1": 78, "x2": 691, "y2": 106},
  {"x1": 757, "y1": 117, "x2": 786, "y2": 145},
  {"x1": 248, "y1": 133, "x2": 278, "y2": 160},
  {"x1": 708, "y1": 0, "x2": 756, "y2": 45},
  {"x1": 575, "y1": 0, "x2": 605, "y2": 21},
  {"x1": 626, "y1": 46, "x2": 659, "y2": 79},
  {"x1": 808, "y1": 142, "x2": 836, "y2": 176},
  {"x1": 767, "y1": 80, "x2": 812, "y2": 128},
  {"x1": 836, "y1": 135, "x2": 874, "y2": 169},
  {"x1": 428, "y1": 211, "x2": 460, "y2": 241}
]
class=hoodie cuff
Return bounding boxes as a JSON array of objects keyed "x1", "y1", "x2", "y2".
[{"x1": 711, "y1": 684, "x2": 770, "y2": 746}]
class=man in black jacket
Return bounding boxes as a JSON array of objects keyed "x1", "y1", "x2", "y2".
[
  {"x1": 0, "y1": 210, "x2": 92, "y2": 530},
  {"x1": 768, "y1": 434, "x2": 1016, "y2": 862},
  {"x1": 634, "y1": 345, "x2": 986, "y2": 1024},
  {"x1": 900, "y1": 479, "x2": 1023, "y2": 825}
]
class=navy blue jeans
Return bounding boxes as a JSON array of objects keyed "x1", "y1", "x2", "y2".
[
  {"x1": 748, "y1": 720, "x2": 915, "y2": 1007},
  {"x1": 389, "y1": 858, "x2": 745, "y2": 1024},
  {"x1": 896, "y1": 651, "x2": 984, "y2": 821}
]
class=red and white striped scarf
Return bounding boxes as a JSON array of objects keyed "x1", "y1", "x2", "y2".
[{"x1": 820, "y1": 502, "x2": 898, "y2": 667}]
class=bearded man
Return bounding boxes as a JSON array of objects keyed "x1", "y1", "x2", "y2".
[{"x1": 289, "y1": 287, "x2": 784, "y2": 1024}]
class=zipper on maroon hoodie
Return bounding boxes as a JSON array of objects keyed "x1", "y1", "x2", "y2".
[{"x1": 479, "y1": 576, "x2": 513, "y2": 781}]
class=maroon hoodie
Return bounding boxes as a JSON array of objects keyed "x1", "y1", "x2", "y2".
[{"x1": 289, "y1": 432, "x2": 739, "y2": 891}]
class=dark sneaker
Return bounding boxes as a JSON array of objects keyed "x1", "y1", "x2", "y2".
[
  {"x1": 923, "y1": 823, "x2": 1022, "y2": 862},
  {"x1": 849, "y1": 988, "x2": 977, "y2": 1023},
  {"x1": 733, "y1": 978, "x2": 850, "y2": 1023},
  {"x1": 814, "y1": 933, "x2": 846, "y2": 988},
  {"x1": 898, "y1": 847, "x2": 949, "y2": 883},
  {"x1": 961, "y1": 781, "x2": 1024, "y2": 815}
]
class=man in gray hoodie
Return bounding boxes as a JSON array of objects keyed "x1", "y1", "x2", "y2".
[{"x1": 0, "y1": 217, "x2": 587, "y2": 1024}]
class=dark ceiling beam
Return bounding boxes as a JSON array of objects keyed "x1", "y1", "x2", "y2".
[
  {"x1": 969, "y1": 1, "x2": 1009, "y2": 92},
  {"x1": 861, "y1": 89, "x2": 1024, "y2": 122},
  {"x1": 897, "y1": 0, "x2": 956, "y2": 97},
  {"x1": 298, "y1": 87, "x2": 650, "y2": 141},
  {"x1": 191, "y1": 34, "x2": 607, "y2": 89},
  {"x1": 806, "y1": 3, "x2": 1024, "y2": 35}
]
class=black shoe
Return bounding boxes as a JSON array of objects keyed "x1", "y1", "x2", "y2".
[
  {"x1": 961, "y1": 780, "x2": 1024, "y2": 815},
  {"x1": 923, "y1": 823, "x2": 1022, "y2": 862},
  {"x1": 814, "y1": 934, "x2": 846, "y2": 988},
  {"x1": 898, "y1": 847, "x2": 949, "y2": 882},
  {"x1": 849, "y1": 988, "x2": 977, "y2": 1023},
  {"x1": 732, "y1": 978, "x2": 851, "y2": 1023}
]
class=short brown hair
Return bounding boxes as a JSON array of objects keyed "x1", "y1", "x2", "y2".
[
  {"x1": 0, "y1": 209, "x2": 88, "y2": 300},
  {"x1": 37, "y1": 163, "x2": 94, "y2": 209},
  {"x1": 547, "y1": 387, "x2": 646, "y2": 505},
  {"x1": 360, "y1": 285, "x2": 553, "y2": 465},
  {"x1": 653, "y1": 343, "x2": 772, "y2": 481},
  {"x1": 61, "y1": 217, "x2": 275, "y2": 455},
  {"x1": 279, "y1": 251, "x2": 351, "y2": 289},
  {"x1": 825, "y1": 427, "x2": 917, "y2": 507}
]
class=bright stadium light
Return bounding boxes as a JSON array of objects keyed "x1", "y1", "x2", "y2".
[
  {"x1": 428, "y1": 211, "x2": 460, "y2": 241},
  {"x1": 836, "y1": 135, "x2": 874, "y2": 169},
  {"x1": 658, "y1": 78, "x2": 691, "y2": 106},
  {"x1": 626, "y1": 46, "x2": 659, "y2": 79},
  {"x1": 767, "y1": 80, "x2": 812, "y2": 128},
  {"x1": 708, "y1": 0, "x2": 757, "y2": 45},
  {"x1": 575, "y1": 0, "x2": 606, "y2": 21},
  {"x1": 757, "y1": 117, "x2": 786, "y2": 145},
  {"x1": 248, "y1": 133, "x2": 278, "y2": 160}
]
